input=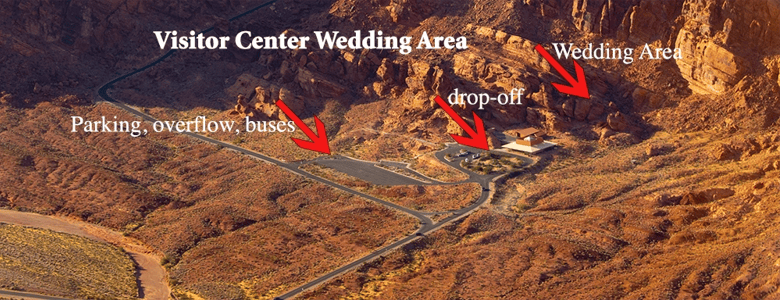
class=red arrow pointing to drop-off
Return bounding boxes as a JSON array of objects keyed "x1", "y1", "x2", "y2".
[
  {"x1": 275, "y1": 100, "x2": 331, "y2": 155},
  {"x1": 534, "y1": 44, "x2": 590, "y2": 99},
  {"x1": 434, "y1": 95, "x2": 489, "y2": 150}
]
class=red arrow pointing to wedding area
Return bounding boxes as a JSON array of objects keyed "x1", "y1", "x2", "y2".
[
  {"x1": 534, "y1": 44, "x2": 590, "y2": 99},
  {"x1": 434, "y1": 95, "x2": 489, "y2": 150},
  {"x1": 275, "y1": 100, "x2": 331, "y2": 155}
]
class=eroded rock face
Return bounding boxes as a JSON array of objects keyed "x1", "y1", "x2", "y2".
[
  {"x1": 570, "y1": 0, "x2": 661, "y2": 36},
  {"x1": 676, "y1": 30, "x2": 747, "y2": 94},
  {"x1": 674, "y1": 0, "x2": 780, "y2": 94},
  {"x1": 616, "y1": 0, "x2": 684, "y2": 45},
  {"x1": 564, "y1": 0, "x2": 778, "y2": 96},
  {"x1": 468, "y1": 25, "x2": 549, "y2": 71},
  {"x1": 571, "y1": 0, "x2": 611, "y2": 34}
]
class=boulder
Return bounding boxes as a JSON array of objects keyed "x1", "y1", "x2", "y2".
[
  {"x1": 669, "y1": 206, "x2": 709, "y2": 226},
  {"x1": 700, "y1": 188, "x2": 735, "y2": 202},
  {"x1": 646, "y1": 144, "x2": 663, "y2": 156},
  {"x1": 495, "y1": 30, "x2": 509, "y2": 43},
  {"x1": 711, "y1": 144, "x2": 738, "y2": 161},
  {"x1": 679, "y1": 192, "x2": 709, "y2": 205},
  {"x1": 373, "y1": 81, "x2": 391, "y2": 96},
  {"x1": 631, "y1": 87, "x2": 667, "y2": 111},
  {"x1": 606, "y1": 111, "x2": 629, "y2": 131},
  {"x1": 574, "y1": 98, "x2": 592, "y2": 121},
  {"x1": 587, "y1": 102, "x2": 605, "y2": 121},
  {"x1": 599, "y1": 127, "x2": 616, "y2": 140},
  {"x1": 600, "y1": 132, "x2": 639, "y2": 147},
  {"x1": 376, "y1": 58, "x2": 395, "y2": 83},
  {"x1": 225, "y1": 73, "x2": 263, "y2": 99}
]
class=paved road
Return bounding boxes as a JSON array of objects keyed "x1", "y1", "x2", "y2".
[
  {"x1": 98, "y1": 59, "x2": 530, "y2": 300},
  {"x1": 312, "y1": 156, "x2": 428, "y2": 186},
  {"x1": 91, "y1": 0, "x2": 537, "y2": 298},
  {"x1": 272, "y1": 145, "x2": 537, "y2": 299},
  {"x1": 377, "y1": 160, "x2": 441, "y2": 184},
  {"x1": 0, "y1": 209, "x2": 170, "y2": 300}
]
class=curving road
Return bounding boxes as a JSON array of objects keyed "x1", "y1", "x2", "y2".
[
  {"x1": 273, "y1": 145, "x2": 532, "y2": 299},
  {"x1": 92, "y1": 0, "x2": 535, "y2": 299}
]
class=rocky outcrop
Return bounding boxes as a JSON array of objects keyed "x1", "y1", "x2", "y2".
[
  {"x1": 467, "y1": 24, "x2": 550, "y2": 71},
  {"x1": 405, "y1": 61, "x2": 435, "y2": 94},
  {"x1": 466, "y1": 23, "x2": 624, "y2": 132},
  {"x1": 527, "y1": 107, "x2": 570, "y2": 132},
  {"x1": 710, "y1": 132, "x2": 780, "y2": 161},
  {"x1": 676, "y1": 30, "x2": 747, "y2": 94},
  {"x1": 227, "y1": 74, "x2": 310, "y2": 121},
  {"x1": 388, "y1": 0, "x2": 437, "y2": 25},
  {"x1": 606, "y1": 111, "x2": 629, "y2": 131},
  {"x1": 571, "y1": 0, "x2": 616, "y2": 35},
  {"x1": 674, "y1": 0, "x2": 780, "y2": 94},
  {"x1": 616, "y1": 0, "x2": 684, "y2": 45},
  {"x1": 296, "y1": 68, "x2": 348, "y2": 99},
  {"x1": 342, "y1": 51, "x2": 373, "y2": 84},
  {"x1": 376, "y1": 58, "x2": 395, "y2": 84},
  {"x1": 678, "y1": 189, "x2": 735, "y2": 205}
]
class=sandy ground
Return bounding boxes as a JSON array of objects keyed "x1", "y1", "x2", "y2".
[
  {"x1": 0, "y1": 209, "x2": 170, "y2": 300},
  {"x1": 0, "y1": 289, "x2": 72, "y2": 300}
]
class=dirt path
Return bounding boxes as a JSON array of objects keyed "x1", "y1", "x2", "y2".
[
  {"x1": 0, "y1": 289, "x2": 72, "y2": 300},
  {"x1": 0, "y1": 209, "x2": 170, "y2": 300}
]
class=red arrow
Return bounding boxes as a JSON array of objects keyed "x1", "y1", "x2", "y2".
[
  {"x1": 275, "y1": 100, "x2": 331, "y2": 155},
  {"x1": 534, "y1": 44, "x2": 590, "y2": 99},
  {"x1": 434, "y1": 95, "x2": 489, "y2": 150}
]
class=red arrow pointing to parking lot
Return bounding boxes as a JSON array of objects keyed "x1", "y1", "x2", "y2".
[
  {"x1": 434, "y1": 95, "x2": 489, "y2": 150},
  {"x1": 275, "y1": 100, "x2": 331, "y2": 155},
  {"x1": 534, "y1": 44, "x2": 590, "y2": 99}
]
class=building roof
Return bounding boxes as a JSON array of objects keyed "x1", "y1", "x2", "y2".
[
  {"x1": 502, "y1": 141, "x2": 557, "y2": 154},
  {"x1": 514, "y1": 128, "x2": 541, "y2": 139}
]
